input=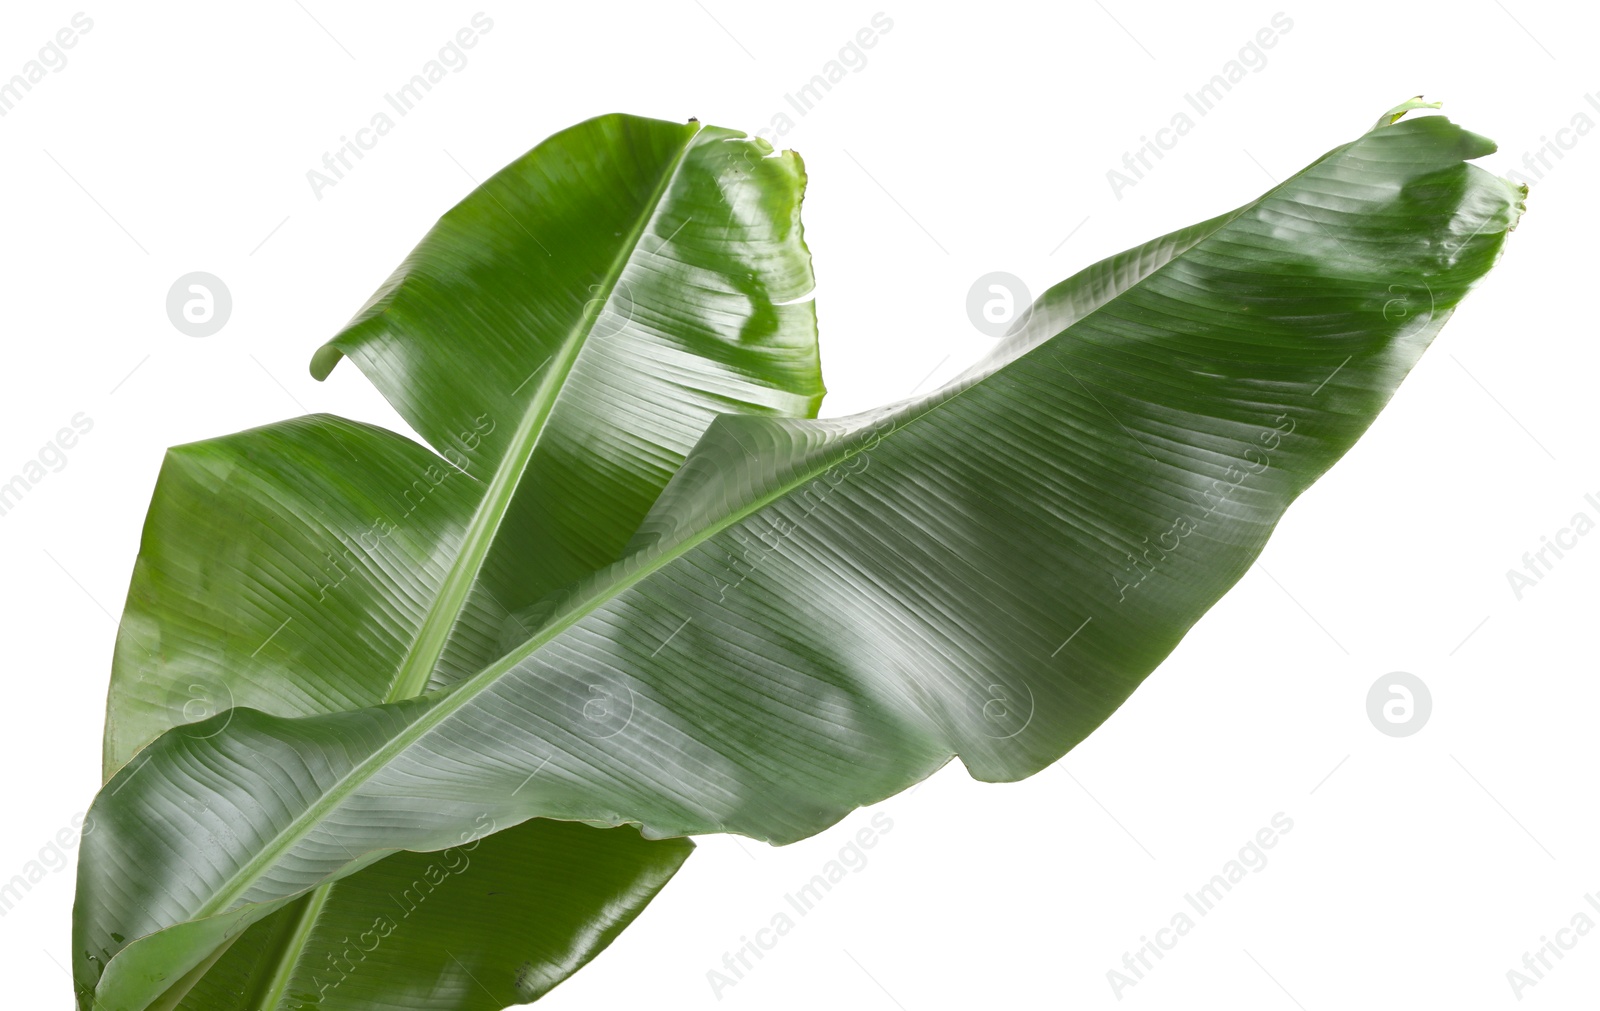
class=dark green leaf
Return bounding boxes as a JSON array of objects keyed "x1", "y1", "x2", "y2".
[
  {"x1": 76, "y1": 108, "x2": 1523, "y2": 1010},
  {"x1": 90, "y1": 112, "x2": 821, "y2": 1010}
]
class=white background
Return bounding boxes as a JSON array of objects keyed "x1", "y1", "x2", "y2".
[{"x1": 1, "y1": 1, "x2": 1594, "y2": 1008}]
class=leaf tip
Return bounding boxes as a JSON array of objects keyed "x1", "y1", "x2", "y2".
[
  {"x1": 1374, "y1": 95, "x2": 1444, "y2": 129},
  {"x1": 309, "y1": 344, "x2": 343, "y2": 381}
]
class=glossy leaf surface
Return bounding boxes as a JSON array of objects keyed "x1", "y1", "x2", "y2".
[
  {"x1": 76, "y1": 109, "x2": 1522, "y2": 1009},
  {"x1": 89, "y1": 112, "x2": 822, "y2": 1010}
]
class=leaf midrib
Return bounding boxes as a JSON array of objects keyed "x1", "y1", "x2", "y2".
[
  {"x1": 247, "y1": 884, "x2": 331, "y2": 1011},
  {"x1": 183, "y1": 119, "x2": 1404, "y2": 928},
  {"x1": 184, "y1": 216, "x2": 1192, "y2": 920},
  {"x1": 385, "y1": 121, "x2": 705, "y2": 702},
  {"x1": 183, "y1": 122, "x2": 706, "y2": 1004}
]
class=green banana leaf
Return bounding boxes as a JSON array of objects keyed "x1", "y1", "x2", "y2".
[
  {"x1": 75, "y1": 105, "x2": 1523, "y2": 1010},
  {"x1": 92, "y1": 113, "x2": 823, "y2": 1010}
]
